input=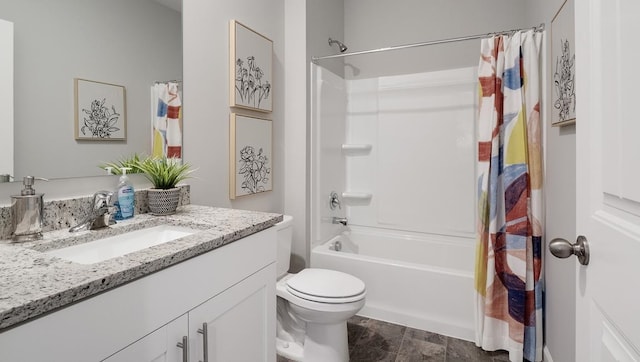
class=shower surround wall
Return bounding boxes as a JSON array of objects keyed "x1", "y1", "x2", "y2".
[
  {"x1": 345, "y1": 67, "x2": 477, "y2": 236},
  {"x1": 312, "y1": 65, "x2": 477, "y2": 245},
  {"x1": 311, "y1": 64, "x2": 478, "y2": 340},
  {"x1": 310, "y1": 65, "x2": 347, "y2": 245}
]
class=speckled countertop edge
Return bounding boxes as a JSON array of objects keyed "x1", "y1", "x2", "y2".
[{"x1": 0, "y1": 205, "x2": 282, "y2": 331}]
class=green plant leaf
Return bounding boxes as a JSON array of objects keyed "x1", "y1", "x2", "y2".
[
  {"x1": 135, "y1": 156, "x2": 194, "y2": 189},
  {"x1": 99, "y1": 153, "x2": 146, "y2": 174}
]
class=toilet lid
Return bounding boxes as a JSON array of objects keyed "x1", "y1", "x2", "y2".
[{"x1": 286, "y1": 268, "x2": 365, "y2": 303}]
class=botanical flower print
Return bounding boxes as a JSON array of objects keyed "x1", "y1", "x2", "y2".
[
  {"x1": 235, "y1": 56, "x2": 271, "y2": 109},
  {"x1": 238, "y1": 145, "x2": 271, "y2": 194},
  {"x1": 81, "y1": 98, "x2": 121, "y2": 138},
  {"x1": 553, "y1": 39, "x2": 575, "y2": 122}
]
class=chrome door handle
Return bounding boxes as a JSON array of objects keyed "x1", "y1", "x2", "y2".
[
  {"x1": 197, "y1": 323, "x2": 209, "y2": 362},
  {"x1": 177, "y1": 335, "x2": 188, "y2": 362},
  {"x1": 549, "y1": 235, "x2": 590, "y2": 265}
]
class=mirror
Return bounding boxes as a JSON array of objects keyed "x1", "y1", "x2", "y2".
[{"x1": 0, "y1": 0, "x2": 182, "y2": 182}]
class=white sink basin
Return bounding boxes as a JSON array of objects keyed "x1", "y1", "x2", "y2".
[{"x1": 46, "y1": 225, "x2": 199, "y2": 264}]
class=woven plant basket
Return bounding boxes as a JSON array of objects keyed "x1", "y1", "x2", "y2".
[{"x1": 147, "y1": 187, "x2": 181, "y2": 215}]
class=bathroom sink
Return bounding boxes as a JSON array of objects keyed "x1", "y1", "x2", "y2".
[{"x1": 45, "y1": 225, "x2": 199, "y2": 264}]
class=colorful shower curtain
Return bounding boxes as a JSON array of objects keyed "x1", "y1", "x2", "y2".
[
  {"x1": 475, "y1": 30, "x2": 543, "y2": 362},
  {"x1": 152, "y1": 82, "x2": 182, "y2": 160}
]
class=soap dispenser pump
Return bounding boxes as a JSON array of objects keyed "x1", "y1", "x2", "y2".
[
  {"x1": 115, "y1": 167, "x2": 135, "y2": 220},
  {"x1": 11, "y1": 176, "x2": 48, "y2": 242}
]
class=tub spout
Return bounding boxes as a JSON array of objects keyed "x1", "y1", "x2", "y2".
[{"x1": 332, "y1": 217, "x2": 348, "y2": 226}]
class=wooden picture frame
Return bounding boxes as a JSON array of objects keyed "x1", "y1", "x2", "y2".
[
  {"x1": 551, "y1": 0, "x2": 576, "y2": 126},
  {"x1": 74, "y1": 78, "x2": 127, "y2": 140},
  {"x1": 229, "y1": 20, "x2": 273, "y2": 113},
  {"x1": 229, "y1": 113, "x2": 273, "y2": 199}
]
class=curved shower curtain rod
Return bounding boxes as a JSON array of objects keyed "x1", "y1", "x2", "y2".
[{"x1": 312, "y1": 23, "x2": 545, "y2": 63}]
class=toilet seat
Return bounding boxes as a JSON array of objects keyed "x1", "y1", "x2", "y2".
[{"x1": 285, "y1": 268, "x2": 366, "y2": 304}]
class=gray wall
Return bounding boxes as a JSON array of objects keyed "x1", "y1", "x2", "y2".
[
  {"x1": 307, "y1": 0, "x2": 345, "y2": 77},
  {"x1": 343, "y1": 0, "x2": 526, "y2": 79},
  {"x1": 525, "y1": 1, "x2": 577, "y2": 361},
  {"x1": 283, "y1": 0, "x2": 345, "y2": 271},
  {"x1": 284, "y1": 0, "x2": 307, "y2": 271},
  {"x1": 183, "y1": 0, "x2": 284, "y2": 213},
  {"x1": 1, "y1": 0, "x2": 182, "y2": 180}
]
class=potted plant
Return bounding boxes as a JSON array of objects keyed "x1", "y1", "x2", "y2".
[
  {"x1": 136, "y1": 156, "x2": 193, "y2": 215},
  {"x1": 99, "y1": 153, "x2": 145, "y2": 174}
]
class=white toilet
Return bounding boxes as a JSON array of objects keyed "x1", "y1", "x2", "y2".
[{"x1": 275, "y1": 215, "x2": 366, "y2": 362}]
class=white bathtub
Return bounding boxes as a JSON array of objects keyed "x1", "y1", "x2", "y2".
[{"x1": 310, "y1": 226, "x2": 475, "y2": 342}]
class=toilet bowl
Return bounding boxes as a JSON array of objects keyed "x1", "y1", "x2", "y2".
[{"x1": 275, "y1": 216, "x2": 366, "y2": 362}]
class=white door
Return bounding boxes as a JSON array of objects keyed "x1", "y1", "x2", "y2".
[{"x1": 574, "y1": 0, "x2": 640, "y2": 360}]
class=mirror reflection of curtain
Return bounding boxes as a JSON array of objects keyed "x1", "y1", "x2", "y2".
[{"x1": 151, "y1": 82, "x2": 182, "y2": 161}]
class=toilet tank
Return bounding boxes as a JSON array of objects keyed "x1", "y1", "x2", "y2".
[{"x1": 274, "y1": 215, "x2": 293, "y2": 278}]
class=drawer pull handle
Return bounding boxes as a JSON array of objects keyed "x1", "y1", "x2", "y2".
[
  {"x1": 198, "y1": 323, "x2": 209, "y2": 362},
  {"x1": 176, "y1": 335, "x2": 188, "y2": 362}
]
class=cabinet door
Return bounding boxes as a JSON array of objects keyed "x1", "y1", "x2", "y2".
[
  {"x1": 102, "y1": 315, "x2": 188, "y2": 362},
  {"x1": 189, "y1": 264, "x2": 276, "y2": 362}
]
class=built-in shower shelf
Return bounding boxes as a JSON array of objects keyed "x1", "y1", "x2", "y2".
[
  {"x1": 341, "y1": 144, "x2": 372, "y2": 156},
  {"x1": 342, "y1": 192, "x2": 373, "y2": 205}
]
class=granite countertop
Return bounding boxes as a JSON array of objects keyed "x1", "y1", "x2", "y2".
[{"x1": 0, "y1": 205, "x2": 282, "y2": 331}]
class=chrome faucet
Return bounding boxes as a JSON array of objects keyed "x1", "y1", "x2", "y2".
[
  {"x1": 332, "y1": 217, "x2": 348, "y2": 226},
  {"x1": 69, "y1": 191, "x2": 117, "y2": 232}
]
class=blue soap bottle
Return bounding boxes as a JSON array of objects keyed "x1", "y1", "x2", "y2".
[{"x1": 115, "y1": 167, "x2": 135, "y2": 220}]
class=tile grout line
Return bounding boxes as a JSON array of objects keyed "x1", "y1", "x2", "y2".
[
  {"x1": 394, "y1": 326, "x2": 409, "y2": 362},
  {"x1": 349, "y1": 316, "x2": 370, "y2": 359},
  {"x1": 443, "y1": 335, "x2": 449, "y2": 361}
]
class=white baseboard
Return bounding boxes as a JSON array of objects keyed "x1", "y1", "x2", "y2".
[{"x1": 543, "y1": 345, "x2": 554, "y2": 362}]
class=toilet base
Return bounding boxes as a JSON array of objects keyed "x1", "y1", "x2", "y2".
[
  {"x1": 276, "y1": 320, "x2": 350, "y2": 362},
  {"x1": 303, "y1": 321, "x2": 349, "y2": 362},
  {"x1": 276, "y1": 337, "x2": 304, "y2": 361}
]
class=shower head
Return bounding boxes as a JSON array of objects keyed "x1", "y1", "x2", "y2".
[{"x1": 328, "y1": 38, "x2": 348, "y2": 53}]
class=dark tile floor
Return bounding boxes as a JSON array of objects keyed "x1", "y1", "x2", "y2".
[{"x1": 278, "y1": 315, "x2": 511, "y2": 362}]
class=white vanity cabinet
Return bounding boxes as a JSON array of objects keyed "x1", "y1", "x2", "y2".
[
  {"x1": 104, "y1": 265, "x2": 275, "y2": 362},
  {"x1": 187, "y1": 265, "x2": 274, "y2": 362},
  {"x1": 0, "y1": 227, "x2": 277, "y2": 362},
  {"x1": 102, "y1": 315, "x2": 188, "y2": 362}
]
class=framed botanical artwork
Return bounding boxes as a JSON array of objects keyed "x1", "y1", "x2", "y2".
[
  {"x1": 74, "y1": 78, "x2": 127, "y2": 140},
  {"x1": 229, "y1": 20, "x2": 273, "y2": 113},
  {"x1": 551, "y1": 0, "x2": 576, "y2": 126},
  {"x1": 229, "y1": 113, "x2": 272, "y2": 199}
]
